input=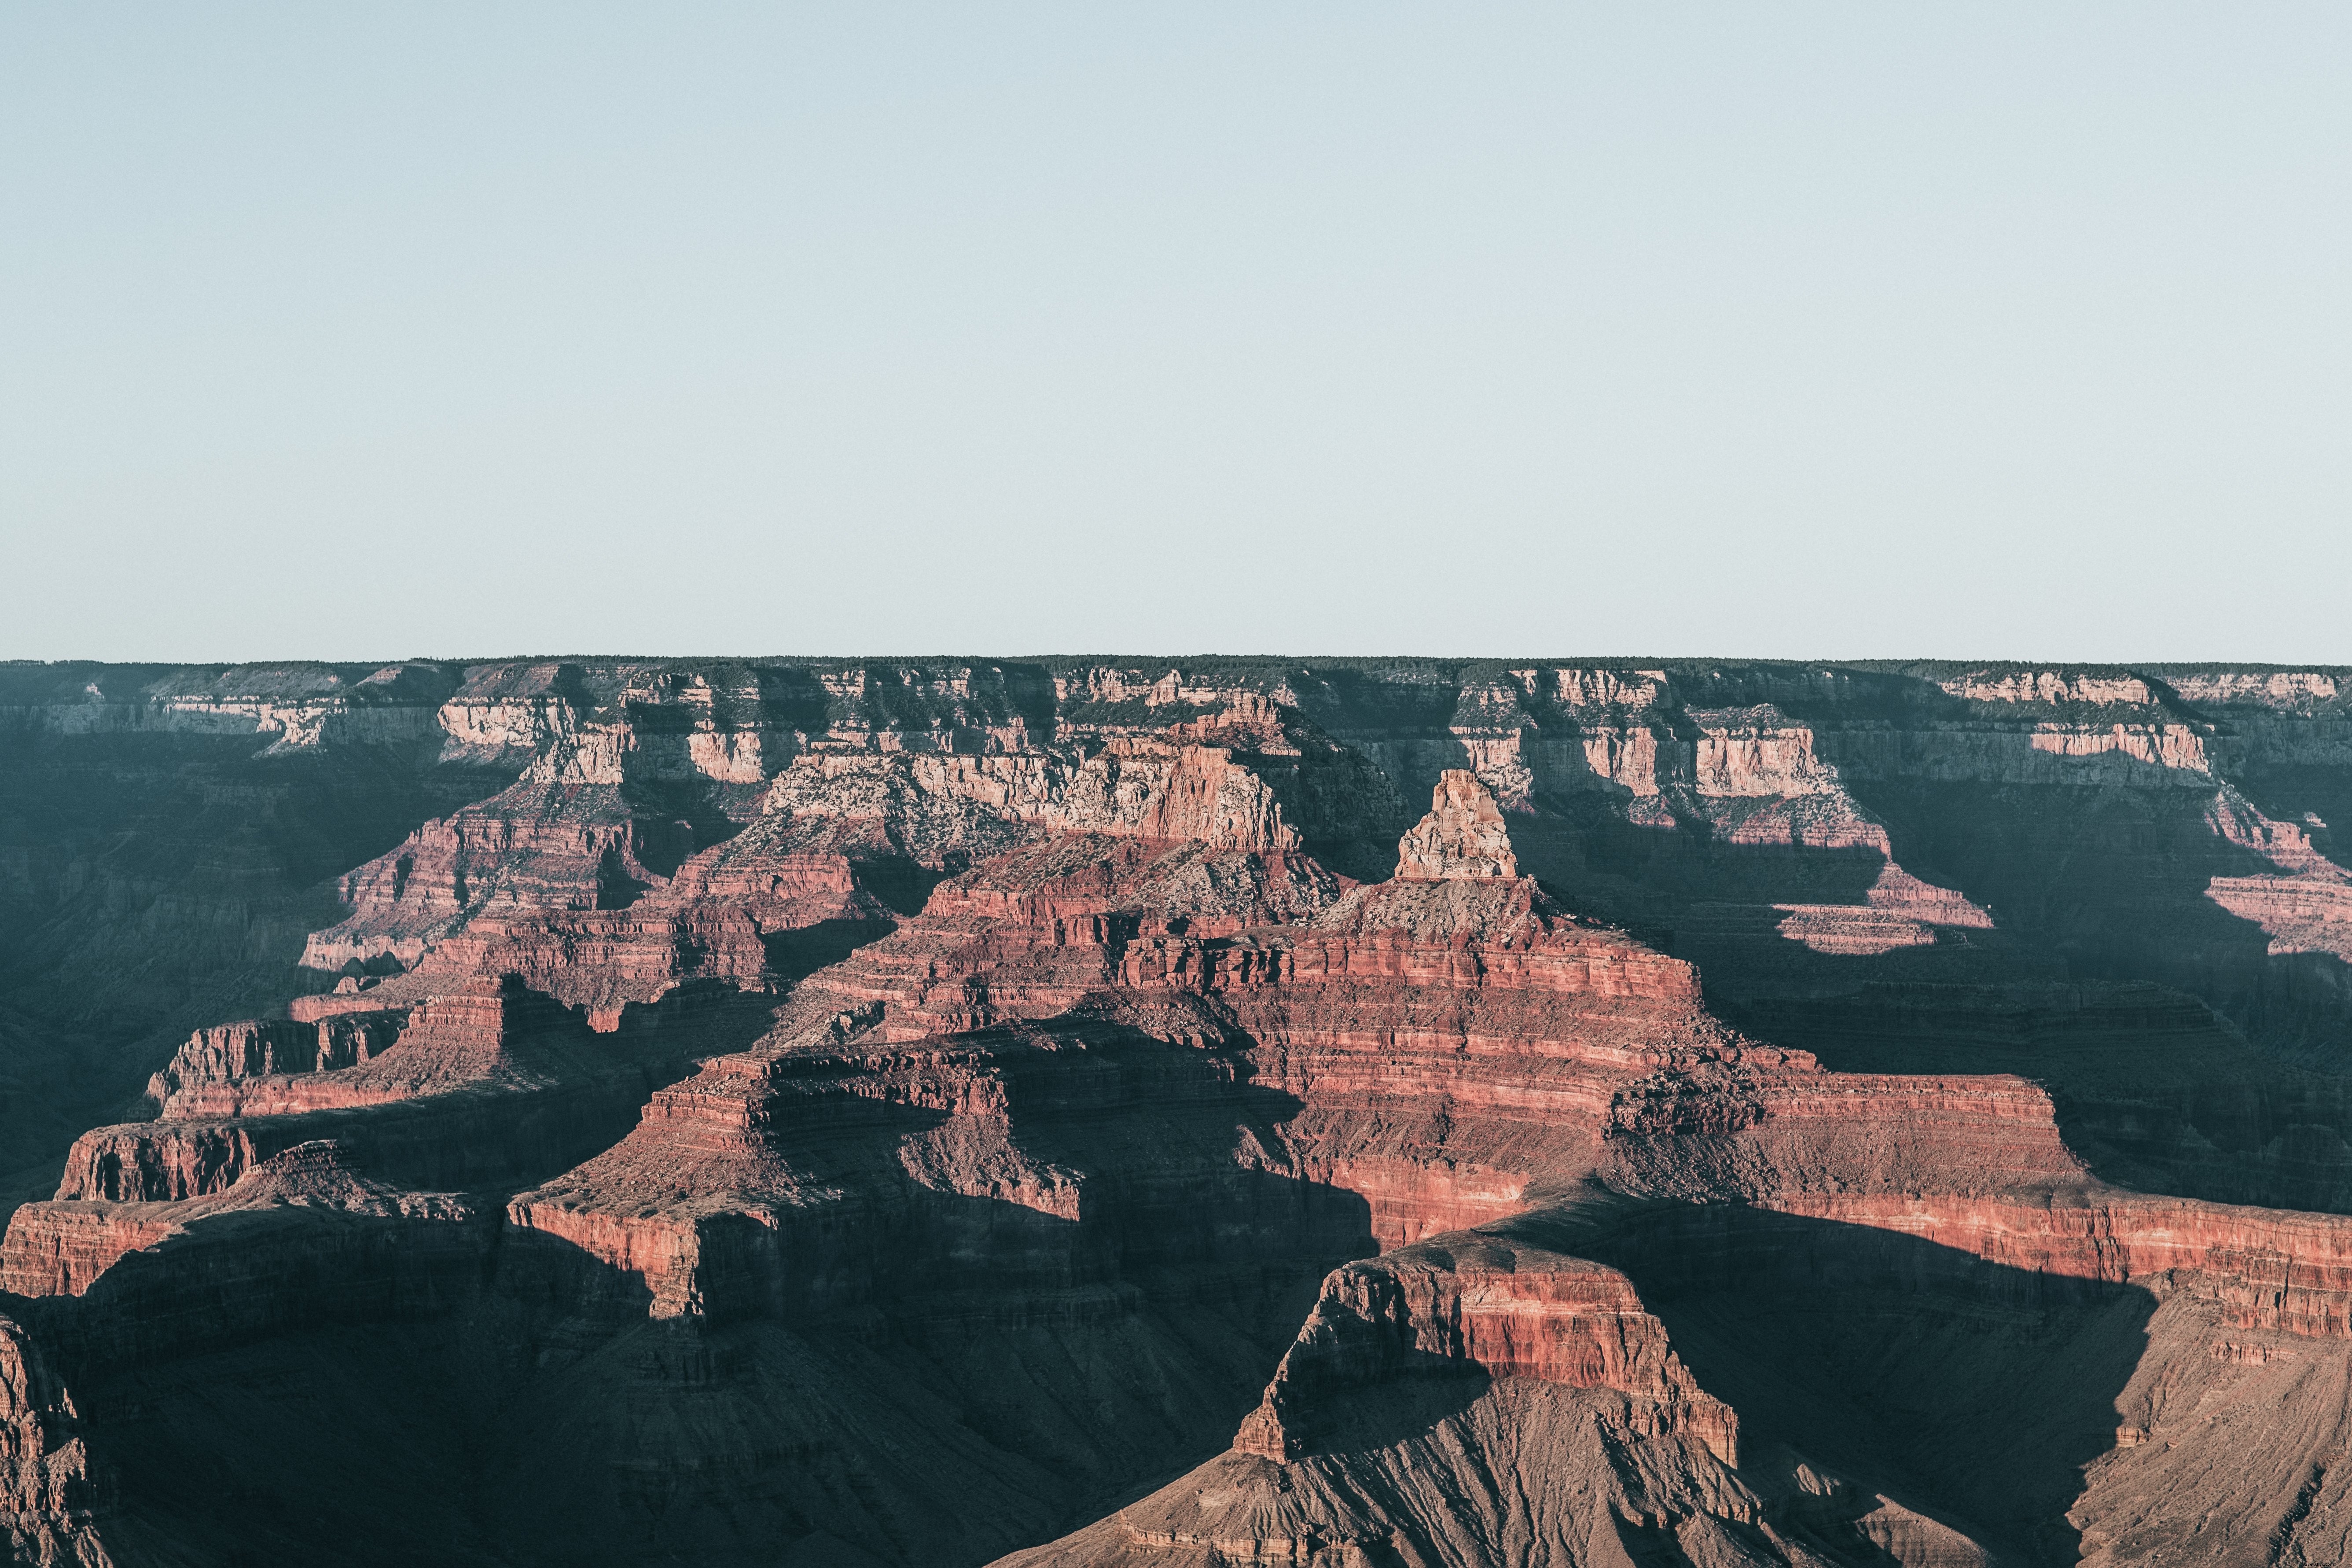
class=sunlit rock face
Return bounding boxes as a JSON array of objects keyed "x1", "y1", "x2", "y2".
[
  {"x1": 1394, "y1": 769, "x2": 1519, "y2": 881},
  {"x1": 6, "y1": 655, "x2": 2352, "y2": 1565}
]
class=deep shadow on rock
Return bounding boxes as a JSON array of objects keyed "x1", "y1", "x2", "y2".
[
  {"x1": 1739, "y1": 980, "x2": 2352, "y2": 1215},
  {"x1": 1590, "y1": 1206, "x2": 2158, "y2": 1566},
  {"x1": 33, "y1": 1021, "x2": 1379, "y2": 1567}
]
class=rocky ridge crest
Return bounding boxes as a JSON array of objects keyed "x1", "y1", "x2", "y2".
[{"x1": 4, "y1": 656, "x2": 2352, "y2": 1564}]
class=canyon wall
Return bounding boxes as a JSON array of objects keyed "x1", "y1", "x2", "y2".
[{"x1": 4, "y1": 656, "x2": 2352, "y2": 1566}]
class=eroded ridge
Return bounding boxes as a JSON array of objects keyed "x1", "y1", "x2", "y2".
[{"x1": 6, "y1": 659, "x2": 2352, "y2": 1564}]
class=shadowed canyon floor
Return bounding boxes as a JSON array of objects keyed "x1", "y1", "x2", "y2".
[{"x1": 7, "y1": 657, "x2": 2352, "y2": 1565}]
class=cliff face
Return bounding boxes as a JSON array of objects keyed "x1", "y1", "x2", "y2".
[
  {"x1": 0, "y1": 1313, "x2": 110, "y2": 1568},
  {"x1": 5, "y1": 655, "x2": 2352, "y2": 1565}
]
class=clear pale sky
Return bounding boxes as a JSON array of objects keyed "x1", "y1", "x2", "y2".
[{"x1": 3, "y1": 5, "x2": 2347, "y2": 663}]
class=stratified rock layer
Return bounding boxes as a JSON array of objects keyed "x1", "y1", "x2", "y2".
[
  {"x1": 6, "y1": 655, "x2": 2352, "y2": 1566},
  {"x1": 1395, "y1": 769, "x2": 1519, "y2": 881}
]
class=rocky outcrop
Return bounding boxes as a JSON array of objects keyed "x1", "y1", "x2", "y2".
[
  {"x1": 296, "y1": 773, "x2": 698, "y2": 976},
  {"x1": 0, "y1": 662, "x2": 456, "y2": 750},
  {"x1": 2201, "y1": 786, "x2": 2352, "y2": 971},
  {"x1": 143, "y1": 1013, "x2": 405, "y2": 1110},
  {"x1": 1393, "y1": 769, "x2": 1517, "y2": 881},
  {"x1": 1757, "y1": 1190, "x2": 2352, "y2": 1340},
  {"x1": 14, "y1": 654, "x2": 2352, "y2": 1568},
  {"x1": 0, "y1": 1313, "x2": 111, "y2": 1568},
  {"x1": 1232, "y1": 1234, "x2": 1737, "y2": 1465},
  {"x1": 33, "y1": 974, "x2": 716, "y2": 1219},
  {"x1": 483, "y1": 823, "x2": 1751, "y2": 1344}
]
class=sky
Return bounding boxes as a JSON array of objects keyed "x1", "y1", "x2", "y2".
[{"x1": 3, "y1": 4, "x2": 2348, "y2": 664}]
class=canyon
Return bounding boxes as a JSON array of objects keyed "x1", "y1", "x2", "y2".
[{"x1": 4, "y1": 656, "x2": 2352, "y2": 1565}]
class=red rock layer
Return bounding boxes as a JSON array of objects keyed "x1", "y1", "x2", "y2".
[
  {"x1": 300, "y1": 777, "x2": 688, "y2": 975},
  {"x1": 502, "y1": 1016, "x2": 1361, "y2": 1324},
  {"x1": 18, "y1": 658, "x2": 2352, "y2": 1567},
  {"x1": 495, "y1": 827, "x2": 1766, "y2": 1322},
  {"x1": 1764, "y1": 1191, "x2": 2352, "y2": 1340},
  {"x1": 2, "y1": 1209, "x2": 485, "y2": 1370},
  {"x1": 29, "y1": 975, "x2": 705, "y2": 1219},
  {"x1": 1395, "y1": 768, "x2": 1519, "y2": 881},
  {"x1": 1580, "y1": 1050, "x2": 2352, "y2": 1338},
  {"x1": 144, "y1": 1012, "x2": 407, "y2": 1111},
  {"x1": 0, "y1": 1204, "x2": 193, "y2": 1299},
  {"x1": 300, "y1": 825, "x2": 888, "y2": 1029},
  {"x1": 1232, "y1": 1234, "x2": 1737, "y2": 1467},
  {"x1": 1599, "y1": 1062, "x2": 2089, "y2": 1200},
  {"x1": 1, "y1": 1143, "x2": 482, "y2": 1377}
]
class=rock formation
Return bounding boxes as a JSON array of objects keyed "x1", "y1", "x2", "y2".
[
  {"x1": 0, "y1": 1314, "x2": 110, "y2": 1568},
  {"x1": 1393, "y1": 768, "x2": 1519, "y2": 881},
  {"x1": 5, "y1": 655, "x2": 2352, "y2": 1564}
]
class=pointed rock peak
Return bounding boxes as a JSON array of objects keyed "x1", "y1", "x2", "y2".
[{"x1": 1395, "y1": 769, "x2": 1518, "y2": 881}]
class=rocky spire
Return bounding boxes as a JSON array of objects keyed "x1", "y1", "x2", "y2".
[{"x1": 1394, "y1": 769, "x2": 1518, "y2": 881}]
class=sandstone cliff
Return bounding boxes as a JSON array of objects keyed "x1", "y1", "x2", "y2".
[{"x1": 4, "y1": 654, "x2": 2352, "y2": 1566}]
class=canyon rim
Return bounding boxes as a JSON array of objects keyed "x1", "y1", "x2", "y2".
[{"x1": 4, "y1": 655, "x2": 2352, "y2": 1565}]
